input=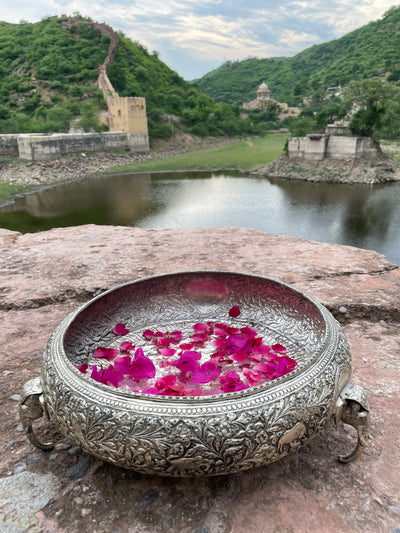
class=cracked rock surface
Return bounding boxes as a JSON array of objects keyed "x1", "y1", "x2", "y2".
[{"x1": 0, "y1": 225, "x2": 399, "y2": 532}]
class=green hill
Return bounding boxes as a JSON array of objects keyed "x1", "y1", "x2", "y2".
[
  {"x1": 3, "y1": 10, "x2": 400, "y2": 142},
  {"x1": 0, "y1": 16, "x2": 260, "y2": 140},
  {"x1": 196, "y1": 6, "x2": 400, "y2": 107}
]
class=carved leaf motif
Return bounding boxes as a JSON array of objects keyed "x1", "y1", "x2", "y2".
[{"x1": 84, "y1": 413, "x2": 117, "y2": 443}]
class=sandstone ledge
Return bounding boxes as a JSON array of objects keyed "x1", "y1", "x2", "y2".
[
  {"x1": 252, "y1": 154, "x2": 400, "y2": 184},
  {"x1": 0, "y1": 225, "x2": 399, "y2": 532}
]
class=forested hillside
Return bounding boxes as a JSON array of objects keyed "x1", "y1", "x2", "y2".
[
  {"x1": 196, "y1": 6, "x2": 400, "y2": 107},
  {"x1": 0, "y1": 16, "x2": 264, "y2": 139},
  {"x1": 3, "y1": 9, "x2": 400, "y2": 143},
  {"x1": 0, "y1": 17, "x2": 109, "y2": 133}
]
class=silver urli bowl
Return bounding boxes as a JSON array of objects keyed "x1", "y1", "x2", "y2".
[{"x1": 19, "y1": 271, "x2": 370, "y2": 477}]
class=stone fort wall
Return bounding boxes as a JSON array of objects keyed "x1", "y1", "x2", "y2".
[
  {"x1": 0, "y1": 134, "x2": 20, "y2": 156},
  {"x1": 16, "y1": 131, "x2": 148, "y2": 161}
]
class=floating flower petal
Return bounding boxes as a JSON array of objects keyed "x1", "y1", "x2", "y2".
[
  {"x1": 219, "y1": 370, "x2": 248, "y2": 392},
  {"x1": 191, "y1": 361, "x2": 221, "y2": 384},
  {"x1": 120, "y1": 341, "x2": 135, "y2": 352},
  {"x1": 131, "y1": 347, "x2": 156, "y2": 380},
  {"x1": 229, "y1": 305, "x2": 241, "y2": 318},
  {"x1": 113, "y1": 323, "x2": 130, "y2": 336},
  {"x1": 93, "y1": 347, "x2": 119, "y2": 360},
  {"x1": 81, "y1": 313, "x2": 295, "y2": 396},
  {"x1": 169, "y1": 331, "x2": 183, "y2": 342},
  {"x1": 159, "y1": 347, "x2": 176, "y2": 357},
  {"x1": 252, "y1": 344, "x2": 272, "y2": 355},
  {"x1": 271, "y1": 344, "x2": 286, "y2": 354}
]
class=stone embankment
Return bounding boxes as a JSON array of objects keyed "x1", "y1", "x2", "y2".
[
  {"x1": 0, "y1": 134, "x2": 230, "y2": 188},
  {"x1": 0, "y1": 225, "x2": 399, "y2": 532},
  {"x1": 252, "y1": 153, "x2": 400, "y2": 184}
]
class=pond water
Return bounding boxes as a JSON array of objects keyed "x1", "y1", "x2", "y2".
[{"x1": 1, "y1": 169, "x2": 399, "y2": 264}]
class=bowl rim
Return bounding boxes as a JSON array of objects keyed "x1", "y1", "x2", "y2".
[{"x1": 49, "y1": 270, "x2": 337, "y2": 404}]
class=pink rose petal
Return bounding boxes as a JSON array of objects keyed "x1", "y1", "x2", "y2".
[
  {"x1": 169, "y1": 331, "x2": 183, "y2": 342},
  {"x1": 219, "y1": 370, "x2": 248, "y2": 392},
  {"x1": 252, "y1": 344, "x2": 272, "y2": 355},
  {"x1": 191, "y1": 361, "x2": 221, "y2": 384},
  {"x1": 120, "y1": 341, "x2": 135, "y2": 352},
  {"x1": 93, "y1": 347, "x2": 119, "y2": 360},
  {"x1": 179, "y1": 342, "x2": 194, "y2": 350},
  {"x1": 142, "y1": 329, "x2": 154, "y2": 340},
  {"x1": 113, "y1": 323, "x2": 130, "y2": 335},
  {"x1": 193, "y1": 322, "x2": 208, "y2": 331},
  {"x1": 130, "y1": 347, "x2": 156, "y2": 380},
  {"x1": 231, "y1": 351, "x2": 247, "y2": 362},
  {"x1": 159, "y1": 347, "x2": 176, "y2": 357},
  {"x1": 271, "y1": 343, "x2": 286, "y2": 354},
  {"x1": 228, "y1": 305, "x2": 241, "y2": 318}
]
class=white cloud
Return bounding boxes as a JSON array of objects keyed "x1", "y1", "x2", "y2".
[
  {"x1": 284, "y1": 0, "x2": 396, "y2": 36},
  {"x1": 160, "y1": 13, "x2": 280, "y2": 61},
  {"x1": 0, "y1": 1, "x2": 62, "y2": 23},
  {"x1": 278, "y1": 29, "x2": 320, "y2": 48},
  {"x1": 330, "y1": 1, "x2": 396, "y2": 35}
]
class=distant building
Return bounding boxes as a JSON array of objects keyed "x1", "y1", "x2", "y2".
[
  {"x1": 243, "y1": 82, "x2": 301, "y2": 119},
  {"x1": 243, "y1": 82, "x2": 277, "y2": 110},
  {"x1": 326, "y1": 85, "x2": 343, "y2": 99},
  {"x1": 326, "y1": 85, "x2": 342, "y2": 92}
]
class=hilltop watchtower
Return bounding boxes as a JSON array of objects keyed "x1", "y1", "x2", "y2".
[{"x1": 98, "y1": 65, "x2": 148, "y2": 136}]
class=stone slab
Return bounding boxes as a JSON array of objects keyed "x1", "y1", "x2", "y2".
[
  {"x1": 0, "y1": 226, "x2": 399, "y2": 532},
  {"x1": 0, "y1": 471, "x2": 58, "y2": 532},
  {"x1": 0, "y1": 228, "x2": 21, "y2": 245}
]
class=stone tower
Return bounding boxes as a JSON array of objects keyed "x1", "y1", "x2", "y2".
[{"x1": 98, "y1": 65, "x2": 148, "y2": 136}]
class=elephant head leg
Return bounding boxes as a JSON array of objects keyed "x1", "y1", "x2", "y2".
[
  {"x1": 19, "y1": 377, "x2": 54, "y2": 451},
  {"x1": 335, "y1": 381, "x2": 370, "y2": 463}
]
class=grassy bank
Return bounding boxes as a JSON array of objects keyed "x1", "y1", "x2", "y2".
[
  {"x1": 0, "y1": 182, "x2": 32, "y2": 203},
  {"x1": 109, "y1": 134, "x2": 288, "y2": 173}
]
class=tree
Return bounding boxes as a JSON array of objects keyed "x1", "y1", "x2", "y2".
[
  {"x1": 343, "y1": 78, "x2": 400, "y2": 138},
  {"x1": 0, "y1": 104, "x2": 11, "y2": 119},
  {"x1": 290, "y1": 116, "x2": 316, "y2": 137},
  {"x1": 315, "y1": 99, "x2": 346, "y2": 130}
]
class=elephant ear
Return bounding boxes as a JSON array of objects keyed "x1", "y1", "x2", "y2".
[
  {"x1": 336, "y1": 381, "x2": 370, "y2": 416},
  {"x1": 20, "y1": 376, "x2": 44, "y2": 404}
]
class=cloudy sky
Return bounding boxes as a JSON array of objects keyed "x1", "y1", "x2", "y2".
[{"x1": 1, "y1": 1, "x2": 398, "y2": 79}]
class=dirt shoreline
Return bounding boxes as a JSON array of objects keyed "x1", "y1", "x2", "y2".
[
  {"x1": 251, "y1": 153, "x2": 400, "y2": 184},
  {"x1": 0, "y1": 134, "x2": 236, "y2": 188}
]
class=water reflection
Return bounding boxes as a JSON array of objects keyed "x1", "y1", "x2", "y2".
[
  {"x1": 0, "y1": 170, "x2": 399, "y2": 264},
  {"x1": 0, "y1": 173, "x2": 154, "y2": 231},
  {"x1": 268, "y1": 177, "x2": 400, "y2": 257}
]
